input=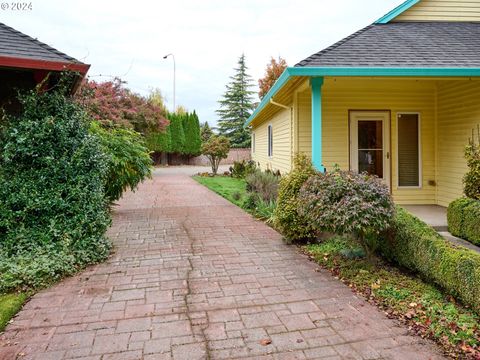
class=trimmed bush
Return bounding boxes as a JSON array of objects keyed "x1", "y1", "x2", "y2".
[
  {"x1": 464, "y1": 200, "x2": 480, "y2": 246},
  {"x1": 298, "y1": 167, "x2": 394, "y2": 258},
  {"x1": 274, "y1": 154, "x2": 316, "y2": 242},
  {"x1": 382, "y1": 207, "x2": 480, "y2": 313},
  {"x1": 447, "y1": 198, "x2": 473, "y2": 239},
  {"x1": 447, "y1": 197, "x2": 480, "y2": 246},
  {"x1": 0, "y1": 88, "x2": 111, "y2": 292}
]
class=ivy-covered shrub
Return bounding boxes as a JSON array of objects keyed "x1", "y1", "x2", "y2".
[
  {"x1": 245, "y1": 169, "x2": 280, "y2": 203},
  {"x1": 463, "y1": 126, "x2": 480, "y2": 200},
  {"x1": 381, "y1": 207, "x2": 480, "y2": 313},
  {"x1": 298, "y1": 168, "x2": 394, "y2": 258},
  {"x1": 0, "y1": 88, "x2": 111, "y2": 292},
  {"x1": 90, "y1": 122, "x2": 152, "y2": 203},
  {"x1": 274, "y1": 154, "x2": 316, "y2": 243},
  {"x1": 229, "y1": 160, "x2": 256, "y2": 179}
]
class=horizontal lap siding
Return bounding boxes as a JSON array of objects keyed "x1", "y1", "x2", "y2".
[
  {"x1": 298, "y1": 78, "x2": 437, "y2": 204},
  {"x1": 394, "y1": 0, "x2": 480, "y2": 22},
  {"x1": 437, "y1": 80, "x2": 480, "y2": 206},
  {"x1": 251, "y1": 107, "x2": 292, "y2": 174}
]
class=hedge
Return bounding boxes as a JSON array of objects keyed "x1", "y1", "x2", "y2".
[
  {"x1": 381, "y1": 207, "x2": 480, "y2": 313},
  {"x1": 447, "y1": 197, "x2": 480, "y2": 245}
]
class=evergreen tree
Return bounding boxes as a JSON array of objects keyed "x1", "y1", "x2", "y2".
[
  {"x1": 200, "y1": 121, "x2": 214, "y2": 143},
  {"x1": 145, "y1": 126, "x2": 171, "y2": 153},
  {"x1": 182, "y1": 111, "x2": 201, "y2": 156},
  {"x1": 168, "y1": 112, "x2": 185, "y2": 154},
  {"x1": 216, "y1": 54, "x2": 255, "y2": 148}
]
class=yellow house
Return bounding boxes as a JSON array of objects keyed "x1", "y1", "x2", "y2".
[{"x1": 246, "y1": 0, "x2": 480, "y2": 207}]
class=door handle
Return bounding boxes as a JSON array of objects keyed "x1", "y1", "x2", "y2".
[{"x1": 386, "y1": 152, "x2": 390, "y2": 159}]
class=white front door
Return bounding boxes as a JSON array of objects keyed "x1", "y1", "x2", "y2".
[{"x1": 349, "y1": 111, "x2": 391, "y2": 187}]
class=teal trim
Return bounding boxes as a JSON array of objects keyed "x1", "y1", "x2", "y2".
[
  {"x1": 244, "y1": 66, "x2": 480, "y2": 127},
  {"x1": 310, "y1": 77, "x2": 324, "y2": 172},
  {"x1": 375, "y1": 0, "x2": 420, "y2": 24}
]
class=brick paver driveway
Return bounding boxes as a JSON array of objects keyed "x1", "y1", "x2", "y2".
[{"x1": 1, "y1": 170, "x2": 444, "y2": 359}]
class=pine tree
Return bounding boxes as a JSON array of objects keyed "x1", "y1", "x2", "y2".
[
  {"x1": 216, "y1": 54, "x2": 255, "y2": 148},
  {"x1": 200, "y1": 121, "x2": 214, "y2": 143}
]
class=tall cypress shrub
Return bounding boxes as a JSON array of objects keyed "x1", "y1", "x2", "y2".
[{"x1": 168, "y1": 112, "x2": 185, "y2": 154}]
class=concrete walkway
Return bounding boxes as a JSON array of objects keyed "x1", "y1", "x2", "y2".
[{"x1": 0, "y1": 171, "x2": 444, "y2": 360}]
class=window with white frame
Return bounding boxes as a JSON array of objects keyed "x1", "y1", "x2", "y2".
[
  {"x1": 267, "y1": 125, "x2": 273, "y2": 157},
  {"x1": 397, "y1": 113, "x2": 421, "y2": 187}
]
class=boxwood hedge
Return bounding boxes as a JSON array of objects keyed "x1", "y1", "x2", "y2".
[
  {"x1": 382, "y1": 207, "x2": 480, "y2": 313},
  {"x1": 447, "y1": 197, "x2": 480, "y2": 246}
]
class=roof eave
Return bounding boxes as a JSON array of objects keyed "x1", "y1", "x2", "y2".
[
  {"x1": 245, "y1": 66, "x2": 480, "y2": 127},
  {"x1": 0, "y1": 55, "x2": 90, "y2": 75}
]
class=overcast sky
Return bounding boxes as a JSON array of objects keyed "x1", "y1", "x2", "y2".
[{"x1": 2, "y1": 0, "x2": 402, "y2": 126}]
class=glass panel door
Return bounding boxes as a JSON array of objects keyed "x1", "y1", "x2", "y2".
[
  {"x1": 349, "y1": 111, "x2": 390, "y2": 188},
  {"x1": 358, "y1": 120, "x2": 383, "y2": 178}
]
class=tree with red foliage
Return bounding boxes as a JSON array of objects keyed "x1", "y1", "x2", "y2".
[
  {"x1": 258, "y1": 57, "x2": 288, "y2": 100},
  {"x1": 75, "y1": 78, "x2": 168, "y2": 134}
]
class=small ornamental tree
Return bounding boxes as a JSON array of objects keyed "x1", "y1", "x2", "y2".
[
  {"x1": 202, "y1": 135, "x2": 230, "y2": 175},
  {"x1": 258, "y1": 57, "x2": 288, "y2": 100},
  {"x1": 298, "y1": 168, "x2": 394, "y2": 260},
  {"x1": 463, "y1": 125, "x2": 480, "y2": 200}
]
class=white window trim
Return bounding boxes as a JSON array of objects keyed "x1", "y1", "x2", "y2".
[
  {"x1": 252, "y1": 132, "x2": 255, "y2": 154},
  {"x1": 267, "y1": 124, "x2": 273, "y2": 158},
  {"x1": 396, "y1": 112, "x2": 422, "y2": 189}
]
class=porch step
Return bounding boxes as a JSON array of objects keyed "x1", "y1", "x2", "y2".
[{"x1": 438, "y1": 231, "x2": 480, "y2": 254}]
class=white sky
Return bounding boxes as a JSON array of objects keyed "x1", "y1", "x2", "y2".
[{"x1": 2, "y1": 0, "x2": 402, "y2": 127}]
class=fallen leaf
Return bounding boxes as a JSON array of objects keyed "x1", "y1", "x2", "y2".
[{"x1": 259, "y1": 338, "x2": 272, "y2": 346}]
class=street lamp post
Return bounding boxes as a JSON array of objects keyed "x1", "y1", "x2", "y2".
[{"x1": 163, "y1": 53, "x2": 176, "y2": 112}]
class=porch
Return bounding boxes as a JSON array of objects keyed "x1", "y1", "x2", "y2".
[{"x1": 303, "y1": 76, "x2": 480, "y2": 207}]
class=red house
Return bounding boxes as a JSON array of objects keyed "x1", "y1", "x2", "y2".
[{"x1": 0, "y1": 22, "x2": 90, "y2": 113}]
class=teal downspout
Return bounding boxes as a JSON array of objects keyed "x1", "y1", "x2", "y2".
[{"x1": 310, "y1": 77, "x2": 324, "y2": 172}]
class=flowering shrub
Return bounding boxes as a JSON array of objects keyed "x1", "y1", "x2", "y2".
[
  {"x1": 298, "y1": 168, "x2": 394, "y2": 258},
  {"x1": 76, "y1": 78, "x2": 168, "y2": 133}
]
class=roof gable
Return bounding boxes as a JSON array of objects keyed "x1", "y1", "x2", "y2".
[
  {"x1": 377, "y1": 0, "x2": 480, "y2": 23},
  {"x1": 375, "y1": 0, "x2": 420, "y2": 24}
]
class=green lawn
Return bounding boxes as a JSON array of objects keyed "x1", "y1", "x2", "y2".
[
  {"x1": 193, "y1": 175, "x2": 247, "y2": 207},
  {"x1": 0, "y1": 293, "x2": 28, "y2": 331}
]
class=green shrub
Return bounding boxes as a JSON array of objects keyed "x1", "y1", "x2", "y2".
[
  {"x1": 464, "y1": 200, "x2": 480, "y2": 245},
  {"x1": 382, "y1": 207, "x2": 480, "y2": 313},
  {"x1": 230, "y1": 160, "x2": 256, "y2": 178},
  {"x1": 299, "y1": 167, "x2": 394, "y2": 259},
  {"x1": 274, "y1": 154, "x2": 317, "y2": 242},
  {"x1": 0, "y1": 88, "x2": 111, "y2": 292},
  {"x1": 245, "y1": 169, "x2": 280, "y2": 203},
  {"x1": 90, "y1": 122, "x2": 152, "y2": 203},
  {"x1": 447, "y1": 198, "x2": 472, "y2": 238},
  {"x1": 447, "y1": 197, "x2": 480, "y2": 245},
  {"x1": 463, "y1": 126, "x2": 480, "y2": 200}
]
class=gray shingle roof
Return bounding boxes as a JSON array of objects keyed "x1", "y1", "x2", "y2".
[
  {"x1": 296, "y1": 22, "x2": 480, "y2": 68},
  {"x1": 0, "y1": 22, "x2": 80, "y2": 63}
]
